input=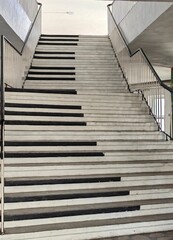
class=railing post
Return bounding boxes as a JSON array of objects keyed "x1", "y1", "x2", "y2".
[{"x1": 1, "y1": 35, "x2": 5, "y2": 235}]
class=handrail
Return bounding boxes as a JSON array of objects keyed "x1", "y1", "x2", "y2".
[
  {"x1": 107, "y1": 2, "x2": 173, "y2": 94},
  {"x1": 0, "y1": 1, "x2": 42, "y2": 234}
]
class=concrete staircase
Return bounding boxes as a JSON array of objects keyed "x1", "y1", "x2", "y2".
[{"x1": 2, "y1": 35, "x2": 173, "y2": 239}]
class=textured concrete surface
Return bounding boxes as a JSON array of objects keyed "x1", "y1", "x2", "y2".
[{"x1": 99, "y1": 231, "x2": 173, "y2": 240}]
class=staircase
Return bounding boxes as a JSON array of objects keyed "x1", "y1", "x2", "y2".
[{"x1": 2, "y1": 35, "x2": 173, "y2": 239}]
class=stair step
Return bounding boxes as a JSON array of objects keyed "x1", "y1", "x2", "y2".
[
  {"x1": 1, "y1": 220, "x2": 173, "y2": 239},
  {"x1": 5, "y1": 95, "x2": 141, "y2": 104},
  {"x1": 41, "y1": 34, "x2": 79, "y2": 37},
  {"x1": 5, "y1": 190, "x2": 129, "y2": 203},
  {"x1": 4, "y1": 190, "x2": 173, "y2": 212},
  {"x1": 5, "y1": 152, "x2": 104, "y2": 159},
  {"x1": 39, "y1": 38, "x2": 79, "y2": 42},
  {"x1": 5, "y1": 176, "x2": 121, "y2": 186},
  {"x1": 5, "y1": 102, "x2": 81, "y2": 110},
  {"x1": 5, "y1": 154, "x2": 172, "y2": 165},
  {"x1": 32, "y1": 59, "x2": 117, "y2": 65},
  {"x1": 5, "y1": 108, "x2": 149, "y2": 115},
  {"x1": 5, "y1": 99, "x2": 144, "y2": 107},
  {"x1": 5, "y1": 179, "x2": 173, "y2": 194},
  {"x1": 24, "y1": 83, "x2": 126, "y2": 88},
  {"x1": 5, "y1": 141, "x2": 97, "y2": 147},
  {"x1": 5, "y1": 111, "x2": 84, "y2": 118},
  {"x1": 5, "y1": 115, "x2": 153, "y2": 123},
  {"x1": 3, "y1": 210, "x2": 173, "y2": 235},
  {"x1": 4, "y1": 163, "x2": 173, "y2": 178},
  {"x1": 6, "y1": 143, "x2": 173, "y2": 152},
  {"x1": 5, "y1": 125, "x2": 158, "y2": 132},
  {"x1": 5, "y1": 100, "x2": 146, "y2": 109},
  {"x1": 34, "y1": 55, "x2": 116, "y2": 60},
  {"x1": 37, "y1": 41, "x2": 111, "y2": 46},
  {"x1": 5, "y1": 88, "x2": 77, "y2": 94},
  {"x1": 5, "y1": 131, "x2": 165, "y2": 141},
  {"x1": 26, "y1": 77, "x2": 124, "y2": 81},
  {"x1": 29, "y1": 68, "x2": 120, "y2": 73},
  {"x1": 5, "y1": 120, "x2": 87, "y2": 126}
]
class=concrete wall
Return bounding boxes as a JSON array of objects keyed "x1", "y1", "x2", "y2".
[
  {"x1": 18, "y1": 0, "x2": 38, "y2": 23},
  {"x1": 112, "y1": 1, "x2": 136, "y2": 25},
  {"x1": 0, "y1": 0, "x2": 31, "y2": 41},
  {"x1": 112, "y1": 1, "x2": 173, "y2": 44},
  {"x1": 0, "y1": 0, "x2": 41, "y2": 87}
]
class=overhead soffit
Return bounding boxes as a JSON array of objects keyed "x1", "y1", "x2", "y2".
[{"x1": 129, "y1": 5, "x2": 173, "y2": 68}]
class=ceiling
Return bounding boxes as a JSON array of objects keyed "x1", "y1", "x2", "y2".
[{"x1": 129, "y1": 4, "x2": 173, "y2": 68}]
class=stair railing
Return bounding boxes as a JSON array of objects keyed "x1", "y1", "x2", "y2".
[
  {"x1": 0, "y1": 1, "x2": 42, "y2": 234},
  {"x1": 108, "y1": 2, "x2": 173, "y2": 140}
]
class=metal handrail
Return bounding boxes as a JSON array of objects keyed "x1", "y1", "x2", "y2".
[
  {"x1": 107, "y1": 2, "x2": 173, "y2": 94},
  {"x1": 0, "y1": 1, "x2": 42, "y2": 234}
]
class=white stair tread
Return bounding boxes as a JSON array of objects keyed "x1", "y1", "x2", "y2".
[
  {"x1": 4, "y1": 191, "x2": 173, "y2": 210},
  {"x1": 5, "y1": 180, "x2": 173, "y2": 194},
  {"x1": 5, "y1": 143, "x2": 173, "y2": 152},
  {"x1": 5, "y1": 125, "x2": 158, "y2": 131},
  {"x1": 4, "y1": 165, "x2": 173, "y2": 178},
  {"x1": 5, "y1": 116, "x2": 153, "y2": 124},
  {"x1": 1, "y1": 220, "x2": 173, "y2": 240},
  {"x1": 5, "y1": 155, "x2": 172, "y2": 164}
]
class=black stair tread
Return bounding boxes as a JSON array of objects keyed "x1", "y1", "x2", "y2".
[
  {"x1": 30, "y1": 66, "x2": 75, "y2": 70},
  {"x1": 41, "y1": 34, "x2": 79, "y2": 37},
  {"x1": 38, "y1": 42, "x2": 78, "y2": 46},
  {"x1": 5, "y1": 141, "x2": 97, "y2": 146},
  {"x1": 4, "y1": 206, "x2": 140, "y2": 221},
  {"x1": 5, "y1": 120, "x2": 86, "y2": 126},
  {"x1": 28, "y1": 72, "x2": 75, "y2": 75},
  {"x1": 5, "y1": 152, "x2": 105, "y2": 158},
  {"x1": 35, "y1": 51, "x2": 75, "y2": 54},
  {"x1": 5, "y1": 177, "x2": 121, "y2": 186},
  {"x1": 5, "y1": 103, "x2": 81, "y2": 109},
  {"x1": 33, "y1": 56, "x2": 75, "y2": 59},
  {"x1": 5, "y1": 88, "x2": 77, "y2": 94},
  {"x1": 5, "y1": 191, "x2": 129, "y2": 203},
  {"x1": 26, "y1": 77, "x2": 75, "y2": 80},
  {"x1": 39, "y1": 39, "x2": 79, "y2": 42},
  {"x1": 5, "y1": 111, "x2": 83, "y2": 117}
]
